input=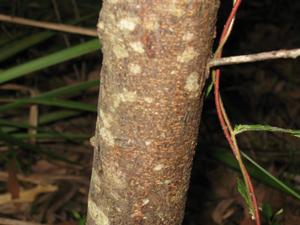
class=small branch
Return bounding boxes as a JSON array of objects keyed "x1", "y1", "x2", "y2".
[
  {"x1": 0, "y1": 217, "x2": 47, "y2": 225},
  {"x1": 209, "y1": 48, "x2": 300, "y2": 67},
  {"x1": 0, "y1": 14, "x2": 97, "y2": 37}
]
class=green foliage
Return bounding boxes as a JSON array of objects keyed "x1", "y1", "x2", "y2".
[
  {"x1": 0, "y1": 39, "x2": 101, "y2": 84},
  {"x1": 234, "y1": 124, "x2": 300, "y2": 138},
  {"x1": 0, "y1": 39, "x2": 99, "y2": 162},
  {"x1": 237, "y1": 178, "x2": 254, "y2": 218},
  {"x1": 71, "y1": 210, "x2": 86, "y2": 225},
  {"x1": 211, "y1": 149, "x2": 300, "y2": 200},
  {"x1": 0, "y1": 31, "x2": 54, "y2": 63},
  {"x1": 261, "y1": 203, "x2": 283, "y2": 225}
]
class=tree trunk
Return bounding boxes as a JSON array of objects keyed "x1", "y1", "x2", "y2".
[{"x1": 87, "y1": 1, "x2": 219, "y2": 224}]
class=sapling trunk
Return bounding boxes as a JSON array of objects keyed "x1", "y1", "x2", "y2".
[{"x1": 87, "y1": 1, "x2": 219, "y2": 224}]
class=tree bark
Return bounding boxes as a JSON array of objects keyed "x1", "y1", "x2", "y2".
[{"x1": 87, "y1": 1, "x2": 219, "y2": 224}]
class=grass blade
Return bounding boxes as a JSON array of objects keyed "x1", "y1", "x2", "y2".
[
  {"x1": 0, "y1": 128, "x2": 74, "y2": 163},
  {"x1": 0, "y1": 14, "x2": 97, "y2": 62},
  {"x1": 13, "y1": 132, "x2": 89, "y2": 140},
  {"x1": 26, "y1": 98, "x2": 97, "y2": 112},
  {"x1": 1, "y1": 110, "x2": 82, "y2": 133},
  {"x1": 0, "y1": 31, "x2": 53, "y2": 62},
  {"x1": 38, "y1": 110, "x2": 82, "y2": 124},
  {"x1": 0, "y1": 98, "x2": 96, "y2": 113},
  {"x1": 0, "y1": 80, "x2": 99, "y2": 112},
  {"x1": 39, "y1": 80, "x2": 99, "y2": 98},
  {"x1": 234, "y1": 124, "x2": 300, "y2": 138},
  {"x1": 210, "y1": 149, "x2": 300, "y2": 200},
  {"x1": 0, "y1": 39, "x2": 101, "y2": 84}
]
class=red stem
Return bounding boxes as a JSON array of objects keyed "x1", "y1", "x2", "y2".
[{"x1": 214, "y1": 1, "x2": 261, "y2": 225}]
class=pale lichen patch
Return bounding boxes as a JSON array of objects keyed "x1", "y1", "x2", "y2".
[
  {"x1": 113, "y1": 44, "x2": 129, "y2": 59},
  {"x1": 88, "y1": 200, "x2": 109, "y2": 225},
  {"x1": 120, "y1": 89, "x2": 138, "y2": 102},
  {"x1": 104, "y1": 165, "x2": 127, "y2": 189},
  {"x1": 129, "y1": 64, "x2": 142, "y2": 74},
  {"x1": 164, "y1": 180, "x2": 172, "y2": 185},
  {"x1": 182, "y1": 32, "x2": 194, "y2": 41},
  {"x1": 144, "y1": 97, "x2": 154, "y2": 103},
  {"x1": 100, "y1": 109, "x2": 113, "y2": 128},
  {"x1": 90, "y1": 136, "x2": 97, "y2": 148},
  {"x1": 177, "y1": 47, "x2": 198, "y2": 63},
  {"x1": 185, "y1": 72, "x2": 200, "y2": 93},
  {"x1": 142, "y1": 199, "x2": 150, "y2": 206},
  {"x1": 145, "y1": 140, "x2": 152, "y2": 146},
  {"x1": 184, "y1": 72, "x2": 200, "y2": 98},
  {"x1": 91, "y1": 168, "x2": 102, "y2": 193},
  {"x1": 117, "y1": 17, "x2": 139, "y2": 31},
  {"x1": 153, "y1": 164, "x2": 164, "y2": 171},
  {"x1": 167, "y1": 2, "x2": 184, "y2": 17},
  {"x1": 129, "y1": 41, "x2": 145, "y2": 53},
  {"x1": 100, "y1": 127, "x2": 115, "y2": 146},
  {"x1": 97, "y1": 21, "x2": 105, "y2": 31},
  {"x1": 107, "y1": 0, "x2": 119, "y2": 4},
  {"x1": 113, "y1": 89, "x2": 138, "y2": 109},
  {"x1": 143, "y1": 14, "x2": 159, "y2": 30}
]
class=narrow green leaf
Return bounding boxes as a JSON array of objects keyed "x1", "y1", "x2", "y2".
[
  {"x1": 0, "y1": 128, "x2": 74, "y2": 163},
  {"x1": 0, "y1": 98, "x2": 96, "y2": 113},
  {"x1": 0, "y1": 80, "x2": 99, "y2": 112},
  {"x1": 13, "y1": 132, "x2": 89, "y2": 140},
  {"x1": 0, "y1": 31, "x2": 53, "y2": 62},
  {"x1": 205, "y1": 78, "x2": 214, "y2": 98},
  {"x1": 237, "y1": 178, "x2": 254, "y2": 217},
  {"x1": 23, "y1": 98, "x2": 97, "y2": 112},
  {"x1": 0, "y1": 14, "x2": 97, "y2": 62},
  {"x1": 234, "y1": 124, "x2": 300, "y2": 138},
  {"x1": 241, "y1": 152, "x2": 300, "y2": 200},
  {"x1": 39, "y1": 80, "x2": 99, "y2": 98},
  {"x1": 1, "y1": 110, "x2": 82, "y2": 133},
  {"x1": 0, "y1": 119, "x2": 32, "y2": 130},
  {"x1": 210, "y1": 149, "x2": 300, "y2": 200},
  {"x1": 262, "y1": 203, "x2": 273, "y2": 220},
  {"x1": 38, "y1": 110, "x2": 82, "y2": 125},
  {"x1": 0, "y1": 39, "x2": 101, "y2": 84}
]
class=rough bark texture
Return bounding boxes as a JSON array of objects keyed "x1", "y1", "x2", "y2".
[{"x1": 87, "y1": 1, "x2": 219, "y2": 224}]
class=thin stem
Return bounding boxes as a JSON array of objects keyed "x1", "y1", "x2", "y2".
[
  {"x1": 0, "y1": 14, "x2": 97, "y2": 37},
  {"x1": 212, "y1": 0, "x2": 261, "y2": 224}
]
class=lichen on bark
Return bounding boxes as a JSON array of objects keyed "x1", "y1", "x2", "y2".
[{"x1": 87, "y1": 1, "x2": 220, "y2": 225}]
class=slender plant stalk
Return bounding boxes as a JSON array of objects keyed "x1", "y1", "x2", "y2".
[{"x1": 212, "y1": 1, "x2": 261, "y2": 224}]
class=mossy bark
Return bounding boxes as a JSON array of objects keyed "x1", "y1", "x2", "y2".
[{"x1": 87, "y1": 1, "x2": 219, "y2": 224}]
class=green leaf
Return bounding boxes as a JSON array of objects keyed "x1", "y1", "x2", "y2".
[
  {"x1": 205, "y1": 77, "x2": 214, "y2": 98},
  {"x1": 262, "y1": 202, "x2": 273, "y2": 220},
  {"x1": 241, "y1": 152, "x2": 300, "y2": 200},
  {"x1": 234, "y1": 124, "x2": 300, "y2": 138},
  {"x1": 23, "y1": 98, "x2": 97, "y2": 112},
  {"x1": 0, "y1": 128, "x2": 74, "y2": 163},
  {"x1": 210, "y1": 149, "x2": 300, "y2": 201},
  {"x1": 39, "y1": 80, "x2": 99, "y2": 98},
  {"x1": 0, "y1": 31, "x2": 53, "y2": 62},
  {"x1": 1, "y1": 110, "x2": 81, "y2": 133},
  {"x1": 0, "y1": 98, "x2": 96, "y2": 113},
  {"x1": 237, "y1": 178, "x2": 254, "y2": 217},
  {"x1": 13, "y1": 132, "x2": 89, "y2": 141},
  {"x1": 0, "y1": 39, "x2": 101, "y2": 84},
  {"x1": 0, "y1": 14, "x2": 96, "y2": 63},
  {"x1": 38, "y1": 110, "x2": 82, "y2": 125},
  {"x1": 0, "y1": 80, "x2": 99, "y2": 113}
]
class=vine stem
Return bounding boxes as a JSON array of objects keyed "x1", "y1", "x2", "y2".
[{"x1": 213, "y1": 1, "x2": 261, "y2": 224}]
